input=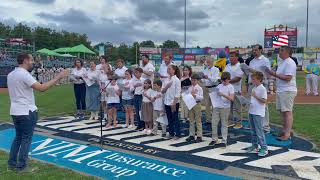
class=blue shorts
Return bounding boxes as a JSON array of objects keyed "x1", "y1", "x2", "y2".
[
  {"x1": 122, "y1": 99, "x2": 134, "y2": 108},
  {"x1": 107, "y1": 103, "x2": 119, "y2": 110}
]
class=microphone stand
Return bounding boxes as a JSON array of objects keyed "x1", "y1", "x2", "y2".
[{"x1": 99, "y1": 81, "x2": 111, "y2": 150}]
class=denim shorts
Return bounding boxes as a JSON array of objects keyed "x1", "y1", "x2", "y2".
[
  {"x1": 122, "y1": 99, "x2": 134, "y2": 108},
  {"x1": 107, "y1": 103, "x2": 119, "y2": 110}
]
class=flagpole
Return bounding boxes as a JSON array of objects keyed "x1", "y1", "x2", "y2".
[{"x1": 306, "y1": 0, "x2": 309, "y2": 47}]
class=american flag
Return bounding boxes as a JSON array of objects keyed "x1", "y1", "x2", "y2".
[{"x1": 272, "y1": 35, "x2": 289, "y2": 48}]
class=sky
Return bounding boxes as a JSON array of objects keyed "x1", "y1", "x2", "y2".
[{"x1": 1, "y1": 0, "x2": 320, "y2": 47}]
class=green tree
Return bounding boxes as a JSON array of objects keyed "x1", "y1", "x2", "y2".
[
  {"x1": 0, "y1": 22, "x2": 11, "y2": 39},
  {"x1": 140, "y1": 40, "x2": 155, "y2": 47},
  {"x1": 11, "y1": 23, "x2": 32, "y2": 42},
  {"x1": 162, "y1": 40, "x2": 180, "y2": 48}
]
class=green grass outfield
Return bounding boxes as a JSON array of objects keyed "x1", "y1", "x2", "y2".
[{"x1": 0, "y1": 71, "x2": 319, "y2": 178}]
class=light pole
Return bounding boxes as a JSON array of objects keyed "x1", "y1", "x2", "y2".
[
  {"x1": 183, "y1": 0, "x2": 187, "y2": 65},
  {"x1": 306, "y1": 0, "x2": 309, "y2": 47}
]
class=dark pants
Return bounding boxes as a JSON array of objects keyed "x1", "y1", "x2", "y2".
[
  {"x1": 134, "y1": 95, "x2": 144, "y2": 128},
  {"x1": 165, "y1": 104, "x2": 181, "y2": 137},
  {"x1": 74, "y1": 83, "x2": 86, "y2": 110},
  {"x1": 8, "y1": 111, "x2": 38, "y2": 170}
]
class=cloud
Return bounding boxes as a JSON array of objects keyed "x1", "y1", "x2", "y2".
[
  {"x1": 37, "y1": 8, "x2": 93, "y2": 24},
  {"x1": 32, "y1": 8, "x2": 183, "y2": 45},
  {"x1": 24, "y1": 0, "x2": 55, "y2": 4},
  {"x1": 130, "y1": 0, "x2": 210, "y2": 32}
]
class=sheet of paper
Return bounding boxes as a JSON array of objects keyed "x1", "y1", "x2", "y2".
[
  {"x1": 240, "y1": 63, "x2": 251, "y2": 75},
  {"x1": 182, "y1": 93, "x2": 197, "y2": 110},
  {"x1": 83, "y1": 77, "x2": 94, "y2": 87},
  {"x1": 209, "y1": 91, "x2": 219, "y2": 108},
  {"x1": 156, "y1": 115, "x2": 168, "y2": 125},
  {"x1": 235, "y1": 95, "x2": 251, "y2": 105}
]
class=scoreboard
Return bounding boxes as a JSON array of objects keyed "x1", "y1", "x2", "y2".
[{"x1": 264, "y1": 25, "x2": 298, "y2": 48}]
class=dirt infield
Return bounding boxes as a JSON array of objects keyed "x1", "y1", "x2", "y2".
[
  {"x1": 0, "y1": 88, "x2": 7, "y2": 93},
  {"x1": 268, "y1": 87, "x2": 320, "y2": 104}
]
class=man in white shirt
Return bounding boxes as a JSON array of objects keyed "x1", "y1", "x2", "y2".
[
  {"x1": 7, "y1": 53, "x2": 69, "y2": 173},
  {"x1": 158, "y1": 53, "x2": 173, "y2": 83},
  {"x1": 248, "y1": 44, "x2": 271, "y2": 133},
  {"x1": 224, "y1": 51, "x2": 244, "y2": 129},
  {"x1": 201, "y1": 56, "x2": 220, "y2": 123},
  {"x1": 266, "y1": 46, "x2": 297, "y2": 141},
  {"x1": 141, "y1": 55, "x2": 155, "y2": 81}
]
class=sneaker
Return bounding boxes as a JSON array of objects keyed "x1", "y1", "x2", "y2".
[
  {"x1": 277, "y1": 136, "x2": 291, "y2": 141},
  {"x1": 142, "y1": 129, "x2": 148, "y2": 133},
  {"x1": 258, "y1": 148, "x2": 268, "y2": 157},
  {"x1": 161, "y1": 133, "x2": 166, "y2": 138},
  {"x1": 17, "y1": 166, "x2": 39, "y2": 174},
  {"x1": 185, "y1": 136, "x2": 195, "y2": 142},
  {"x1": 233, "y1": 123, "x2": 243, "y2": 129},
  {"x1": 128, "y1": 125, "x2": 134, "y2": 129},
  {"x1": 209, "y1": 140, "x2": 217, "y2": 146},
  {"x1": 7, "y1": 166, "x2": 15, "y2": 172},
  {"x1": 173, "y1": 136, "x2": 180, "y2": 140},
  {"x1": 167, "y1": 135, "x2": 174, "y2": 139},
  {"x1": 135, "y1": 127, "x2": 144, "y2": 131},
  {"x1": 228, "y1": 122, "x2": 235, "y2": 127},
  {"x1": 195, "y1": 137, "x2": 203, "y2": 143},
  {"x1": 245, "y1": 145, "x2": 259, "y2": 153},
  {"x1": 146, "y1": 129, "x2": 152, "y2": 135},
  {"x1": 79, "y1": 114, "x2": 85, "y2": 120},
  {"x1": 221, "y1": 143, "x2": 227, "y2": 148}
]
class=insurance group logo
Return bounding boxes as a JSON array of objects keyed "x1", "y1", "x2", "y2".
[{"x1": 35, "y1": 116, "x2": 320, "y2": 180}]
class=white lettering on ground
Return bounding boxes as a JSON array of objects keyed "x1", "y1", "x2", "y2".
[
  {"x1": 245, "y1": 149, "x2": 320, "y2": 180},
  {"x1": 145, "y1": 136, "x2": 211, "y2": 151},
  {"x1": 87, "y1": 160, "x2": 137, "y2": 178},
  {"x1": 193, "y1": 141, "x2": 281, "y2": 162}
]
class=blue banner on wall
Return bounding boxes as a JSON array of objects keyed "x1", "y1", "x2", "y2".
[{"x1": 0, "y1": 128, "x2": 236, "y2": 180}]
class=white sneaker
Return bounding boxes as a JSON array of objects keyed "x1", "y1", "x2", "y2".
[
  {"x1": 94, "y1": 112, "x2": 99, "y2": 120},
  {"x1": 147, "y1": 129, "x2": 152, "y2": 135},
  {"x1": 142, "y1": 129, "x2": 148, "y2": 133},
  {"x1": 128, "y1": 125, "x2": 134, "y2": 129},
  {"x1": 89, "y1": 112, "x2": 94, "y2": 120}
]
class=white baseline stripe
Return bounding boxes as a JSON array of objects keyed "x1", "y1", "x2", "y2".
[
  {"x1": 47, "y1": 120, "x2": 98, "y2": 129},
  {"x1": 37, "y1": 116, "x2": 75, "y2": 126}
]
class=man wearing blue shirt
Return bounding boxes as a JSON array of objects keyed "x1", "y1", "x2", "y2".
[{"x1": 305, "y1": 59, "x2": 319, "y2": 96}]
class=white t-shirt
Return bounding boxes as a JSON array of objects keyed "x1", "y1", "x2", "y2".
[
  {"x1": 114, "y1": 66, "x2": 128, "y2": 79},
  {"x1": 122, "y1": 79, "x2": 134, "y2": 100},
  {"x1": 71, "y1": 67, "x2": 86, "y2": 84},
  {"x1": 7, "y1": 67, "x2": 37, "y2": 115},
  {"x1": 158, "y1": 62, "x2": 173, "y2": 83},
  {"x1": 141, "y1": 62, "x2": 155, "y2": 81},
  {"x1": 132, "y1": 77, "x2": 145, "y2": 95},
  {"x1": 152, "y1": 90, "x2": 164, "y2": 111},
  {"x1": 249, "y1": 55, "x2": 270, "y2": 83},
  {"x1": 249, "y1": 84, "x2": 267, "y2": 117},
  {"x1": 84, "y1": 69, "x2": 100, "y2": 86},
  {"x1": 96, "y1": 63, "x2": 112, "y2": 72},
  {"x1": 163, "y1": 75, "x2": 181, "y2": 105},
  {"x1": 142, "y1": 88, "x2": 153, "y2": 103},
  {"x1": 276, "y1": 57, "x2": 297, "y2": 92},
  {"x1": 106, "y1": 84, "x2": 120, "y2": 104},
  {"x1": 187, "y1": 84, "x2": 203, "y2": 102},
  {"x1": 224, "y1": 63, "x2": 244, "y2": 93},
  {"x1": 212, "y1": 84, "x2": 234, "y2": 108},
  {"x1": 99, "y1": 73, "x2": 109, "y2": 88},
  {"x1": 202, "y1": 66, "x2": 220, "y2": 86}
]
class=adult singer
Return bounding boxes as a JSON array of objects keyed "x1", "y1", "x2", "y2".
[{"x1": 7, "y1": 53, "x2": 69, "y2": 173}]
